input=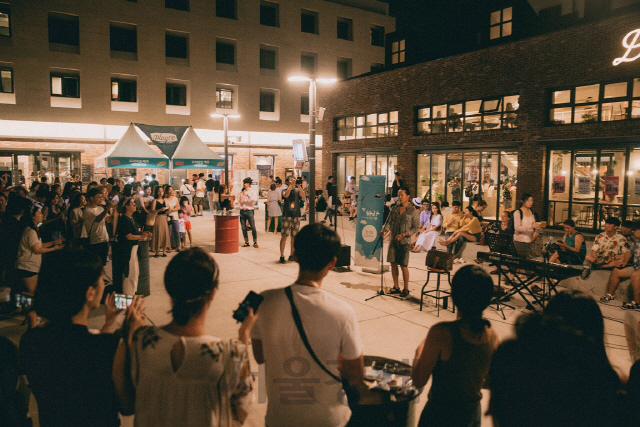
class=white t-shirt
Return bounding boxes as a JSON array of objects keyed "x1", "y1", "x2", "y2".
[
  {"x1": 195, "y1": 181, "x2": 206, "y2": 197},
  {"x1": 344, "y1": 183, "x2": 357, "y2": 195},
  {"x1": 83, "y1": 205, "x2": 110, "y2": 245},
  {"x1": 15, "y1": 228, "x2": 42, "y2": 273},
  {"x1": 180, "y1": 184, "x2": 194, "y2": 196},
  {"x1": 165, "y1": 196, "x2": 179, "y2": 220},
  {"x1": 178, "y1": 218, "x2": 185, "y2": 233},
  {"x1": 251, "y1": 284, "x2": 362, "y2": 427}
]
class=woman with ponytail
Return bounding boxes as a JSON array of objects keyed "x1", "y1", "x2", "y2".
[
  {"x1": 412, "y1": 265, "x2": 499, "y2": 427},
  {"x1": 113, "y1": 247, "x2": 257, "y2": 426}
]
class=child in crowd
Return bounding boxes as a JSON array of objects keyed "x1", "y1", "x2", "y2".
[
  {"x1": 180, "y1": 196, "x2": 193, "y2": 247},
  {"x1": 178, "y1": 210, "x2": 186, "y2": 249}
]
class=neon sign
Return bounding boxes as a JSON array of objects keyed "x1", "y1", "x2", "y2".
[{"x1": 613, "y1": 29, "x2": 640, "y2": 65}]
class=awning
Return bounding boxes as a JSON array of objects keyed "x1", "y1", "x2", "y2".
[
  {"x1": 94, "y1": 124, "x2": 169, "y2": 169},
  {"x1": 172, "y1": 126, "x2": 225, "y2": 169}
]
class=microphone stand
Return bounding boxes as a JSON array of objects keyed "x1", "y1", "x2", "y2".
[{"x1": 366, "y1": 201, "x2": 402, "y2": 301}]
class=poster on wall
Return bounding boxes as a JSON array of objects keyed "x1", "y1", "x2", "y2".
[
  {"x1": 603, "y1": 176, "x2": 619, "y2": 196},
  {"x1": 354, "y1": 175, "x2": 385, "y2": 270},
  {"x1": 552, "y1": 176, "x2": 565, "y2": 194},
  {"x1": 577, "y1": 176, "x2": 591, "y2": 195}
]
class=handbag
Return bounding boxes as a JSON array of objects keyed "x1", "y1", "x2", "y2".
[
  {"x1": 284, "y1": 286, "x2": 360, "y2": 409},
  {"x1": 425, "y1": 248, "x2": 455, "y2": 271},
  {"x1": 145, "y1": 211, "x2": 157, "y2": 227}
]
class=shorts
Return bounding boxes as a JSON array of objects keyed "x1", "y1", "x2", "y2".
[
  {"x1": 15, "y1": 268, "x2": 37, "y2": 279},
  {"x1": 185, "y1": 221, "x2": 192, "y2": 231},
  {"x1": 388, "y1": 241, "x2": 411, "y2": 267},
  {"x1": 281, "y1": 216, "x2": 301, "y2": 237},
  {"x1": 193, "y1": 196, "x2": 204, "y2": 206}
]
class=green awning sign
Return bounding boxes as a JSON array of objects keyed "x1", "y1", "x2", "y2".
[
  {"x1": 173, "y1": 158, "x2": 225, "y2": 169},
  {"x1": 108, "y1": 158, "x2": 169, "y2": 169}
]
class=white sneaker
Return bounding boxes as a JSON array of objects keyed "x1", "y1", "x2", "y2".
[{"x1": 459, "y1": 259, "x2": 467, "y2": 264}]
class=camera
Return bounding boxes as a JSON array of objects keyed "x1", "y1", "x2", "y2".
[
  {"x1": 296, "y1": 177, "x2": 303, "y2": 185},
  {"x1": 114, "y1": 293, "x2": 133, "y2": 310},
  {"x1": 232, "y1": 291, "x2": 263, "y2": 323}
]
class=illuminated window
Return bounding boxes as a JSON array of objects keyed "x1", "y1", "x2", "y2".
[
  {"x1": 0, "y1": 5, "x2": 10, "y2": 37},
  {"x1": 216, "y1": 87, "x2": 233, "y2": 109},
  {"x1": 416, "y1": 95, "x2": 519, "y2": 134},
  {"x1": 335, "y1": 111, "x2": 398, "y2": 141},
  {"x1": 0, "y1": 68, "x2": 13, "y2": 93},
  {"x1": 490, "y1": 7, "x2": 512, "y2": 40},
  {"x1": 111, "y1": 78, "x2": 137, "y2": 102},
  {"x1": 51, "y1": 73, "x2": 79, "y2": 98},
  {"x1": 391, "y1": 40, "x2": 405, "y2": 65}
]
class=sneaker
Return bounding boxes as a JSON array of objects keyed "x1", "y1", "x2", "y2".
[
  {"x1": 279, "y1": 256, "x2": 286, "y2": 264},
  {"x1": 599, "y1": 293, "x2": 614, "y2": 303},
  {"x1": 581, "y1": 266, "x2": 591, "y2": 280}
]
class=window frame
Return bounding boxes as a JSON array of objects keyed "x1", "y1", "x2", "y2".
[
  {"x1": 391, "y1": 39, "x2": 405, "y2": 65},
  {"x1": 547, "y1": 77, "x2": 640, "y2": 126},
  {"x1": 371, "y1": 25, "x2": 384, "y2": 47},
  {"x1": 260, "y1": 45, "x2": 277, "y2": 71},
  {"x1": 260, "y1": 90, "x2": 276, "y2": 113},
  {"x1": 490, "y1": 7, "x2": 513, "y2": 40},
  {"x1": 166, "y1": 82, "x2": 188, "y2": 106},
  {"x1": 111, "y1": 77, "x2": 137, "y2": 103},
  {"x1": 0, "y1": 67, "x2": 13, "y2": 94},
  {"x1": 110, "y1": 22, "x2": 137, "y2": 54},
  {"x1": 0, "y1": 4, "x2": 11, "y2": 37},
  {"x1": 216, "y1": 87, "x2": 234, "y2": 109},
  {"x1": 216, "y1": 38, "x2": 236, "y2": 65},
  {"x1": 48, "y1": 12, "x2": 80, "y2": 47},
  {"x1": 334, "y1": 111, "x2": 399, "y2": 141},
  {"x1": 260, "y1": 1, "x2": 279, "y2": 27},
  {"x1": 165, "y1": 31, "x2": 189, "y2": 60},
  {"x1": 415, "y1": 94, "x2": 520, "y2": 135},
  {"x1": 337, "y1": 17, "x2": 353, "y2": 41},
  {"x1": 301, "y1": 9, "x2": 318, "y2": 34},
  {"x1": 50, "y1": 73, "x2": 80, "y2": 98}
]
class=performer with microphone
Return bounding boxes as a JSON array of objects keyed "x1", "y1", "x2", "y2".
[{"x1": 379, "y1": 188, "x2": 421, "y2": 297}]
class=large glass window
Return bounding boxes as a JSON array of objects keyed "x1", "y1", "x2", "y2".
[
  {"x1": 335, "y1": 111, "x2": 398, "y2": 140},
  {"x1": 548, "y1": 78, "x2": 640, "y2": 125},
  {"x1": 336, "y1": 154, "x2": 396, "y2": 198},
  {"x1": 417, "y1": 95, "x2": 519, "y2": 134}
]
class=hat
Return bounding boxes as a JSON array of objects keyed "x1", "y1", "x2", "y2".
[{"x1": 412, "y1": 197, "x2": 422, "y2": 207}]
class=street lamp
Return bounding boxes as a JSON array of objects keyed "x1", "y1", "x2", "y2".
[
  {"x1": 288, "y1": 75, "x2": 337, "y2": 224},
  {"x1": 211, "y1": 113, "x2": 240, "y2": 191}
]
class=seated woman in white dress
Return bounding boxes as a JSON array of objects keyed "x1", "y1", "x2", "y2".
[
  {"x1": 113, "y1": 248, "x2": 257, "y2": 427},
  {"x1": 412, "y1": 204, "x2": 442, "y2": 253}
]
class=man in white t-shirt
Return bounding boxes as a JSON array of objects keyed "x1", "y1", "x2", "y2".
[
  {"x1": 252, "y1": 224, "x2": 364, "y2": 427},
  {"x1": 193, "y1": 173, "x2": 207, "y2": 216},
  {"x1": 83, "y1": 187, "x2": 113, "y2": 266}
]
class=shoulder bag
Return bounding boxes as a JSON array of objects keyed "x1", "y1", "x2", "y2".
[{"x1": 284, "y1": 286, "x2": 360, "y2": 409}]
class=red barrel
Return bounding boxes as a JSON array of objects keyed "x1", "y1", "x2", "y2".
[{"x1": 215, "y1": 214, "x2": 239, "y2": 254}]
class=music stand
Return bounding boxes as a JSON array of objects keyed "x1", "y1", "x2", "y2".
[
  {"x1": 366, "y1": 202, "x2": 402, "y2": 301},
  {"x1": 484, "y1": 233, "x2": 519, "y2": 318}
]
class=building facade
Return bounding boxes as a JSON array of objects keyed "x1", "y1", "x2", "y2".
[
  {"x1": 323, "y1": 7, "x2": 640, "y2": 231},
  {"x1": 0, "y1": 0, "x2": 393, "y2": 193}
]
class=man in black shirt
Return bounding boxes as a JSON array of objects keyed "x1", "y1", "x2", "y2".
[
  {"x1": 205, "y1": 174, "x2": 217, "y2": 212},
  {"x1": 279, "y1": 176, "x2": 305, "y2": 264},
  {"x1": 391, "y1": 172, "x2": 404, "y2": 202},
  {"x1": 148, "y1": 174, "x2": 159, "y2": 191},
  {"x1": 20, "y1": 249, "x2": 128, "y2": 427}
]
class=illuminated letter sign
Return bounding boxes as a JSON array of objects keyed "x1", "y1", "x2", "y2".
[{"x1": 613, "y1": 29, "x2": 640, "y2": 66}]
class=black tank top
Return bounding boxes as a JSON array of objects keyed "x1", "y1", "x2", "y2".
[{"x1": 155, "y1": 200, "x2": 167, "y2": 215}]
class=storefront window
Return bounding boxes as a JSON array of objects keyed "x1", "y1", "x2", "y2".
[
  {"x1": 446, "y1": 153, "x2": 463, "y2": 203},
  {"x1": 627, "y1": 149, "x2": 640, "y2": 221},
  {"x1": 481, "y1": 152, "x2": 499, "y2": 220},
  {"x1": 335, "y1": 111, "x2": 398, "y2": 141},
  {"x1": 548, "y1": 150, "x2": 571, "y2": 226},
  {"x1": 418, "y1": 154, "x2": 430, "y2": 200},
  {"x1": 431, "y1": 154, "x2": 446, "y2": 204},
  {"x1": 463, "y1": 154, "x2": 479, "y2": 205},
  {"x1": 335, "y1": 153, "x2": 396, "y2": 198},
  {"x1": 500, "y1": 151, "x2": 518, "y2": 216},
  {"x1": 355, "y1": 155, "x2": 365, "y2": 185},
  {"x1": 598, "y1": 150, "x2": 625, "y2": 228}
]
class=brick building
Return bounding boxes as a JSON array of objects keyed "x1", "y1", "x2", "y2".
[
  {"x1": 322, "y1": 7, "x2": 640, "y2": 231},
  {"x1": 0, "y1": 0, "x2": 393, "y2": 194}
]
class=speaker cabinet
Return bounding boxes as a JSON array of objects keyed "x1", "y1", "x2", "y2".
[{"x1": 335, "y1": 244, "x2": 351, "y2": 268}]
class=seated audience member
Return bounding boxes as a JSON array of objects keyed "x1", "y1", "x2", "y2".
[
  {"x1": 619, "y1": 220, "x2": 636, "y2": 244},
  {"x1": 20, "y1": 249, "x2": 127, "y2": 427},
  {"x1": 411, "y1": 199, "x2": 431, "y2": 246},
  {"x1": 412, "y1": 265, "x2": 499, "y2": 427},
  {"x1": 113, "y1": 247, "x2": 256, "y2": 426},
  {"x1": 412, "y1": 203, "x2": 442, "y2": 253},
  {"x1": 439, "y1": 206, "x2": 482, "y2": 257},
  {"x1": 582, "y1": 216, "x2": 628, "y2": 279},
  {"x1": 489, "y1": 313, "x2": 624, "y2": 427},
  {"x1": 474, "y1": 210, "x2": 513, "y2": 271},
  {"x1": 600, "y1": 222, "x2": 640, "y2": 305},
  {"x1": 251, "y1": 224, "x2": 364, "y2": 427},
  {"x1": 549, "y1": 219, "x2": 586, "y2": 265}
]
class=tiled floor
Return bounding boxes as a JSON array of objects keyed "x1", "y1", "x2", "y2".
[{"x1": 1, "y1": 205, "x2": 633, "y2": 427}]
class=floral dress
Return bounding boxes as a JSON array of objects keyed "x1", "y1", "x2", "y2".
[{"x1": 130, "y1": 326, "x2": 254, "y2": 427}]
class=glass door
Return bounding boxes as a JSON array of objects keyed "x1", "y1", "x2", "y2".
[{"x1": 446, "y1": 153, "x2": 463, "y2": 203}]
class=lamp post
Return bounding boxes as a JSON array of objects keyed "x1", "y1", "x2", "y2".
[
  {"x1": 211, "y1": 113, "x2": 240, "y2": 191},
  {"x1": 288, "y1": 76, "x2": 337, "y2": 224}
]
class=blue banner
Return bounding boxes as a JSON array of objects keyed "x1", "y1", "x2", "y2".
[
  {"x1": 354, "y1": 175, "x2": 385, "y2": 269},
  {"x1": 135, "y1": 124, "x2": 189, "y2": 159}
]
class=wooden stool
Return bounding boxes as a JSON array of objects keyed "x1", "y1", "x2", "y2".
[{"x1": 420, "y1": 267, "x2": 455, "y2": 316}]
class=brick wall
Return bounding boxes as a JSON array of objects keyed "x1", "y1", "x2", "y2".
[{"x1": 322, "y1": 10, "x2": 640, "y2": 213}]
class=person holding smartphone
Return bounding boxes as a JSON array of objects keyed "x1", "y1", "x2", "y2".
[{"x1": 549, "y1": 219, "x2": 586, "y2": 266}]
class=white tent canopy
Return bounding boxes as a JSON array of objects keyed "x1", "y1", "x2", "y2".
[
  {"x1": 172, "y1": 126, "x2": 225, "y2": 169},
  {"x1": 95, "y1": 124, "x2": 169, "y2": 169}
]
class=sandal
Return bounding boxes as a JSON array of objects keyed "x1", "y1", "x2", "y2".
[
  {"x1": 242, "y1": 242, "x2": 250, "y2": 247},
  {"x1": 622, "y1": 301, "x2": 640, "y2": 310},
  {"x1": 388, "y1": 287, "x2": 401, "y2": 294},
  {"x1": 400, "y1": 289, "x2": 410, "y2": 297},
  {"x1": 599, "y1": 293, "x2": 614, "y2": 303},
  {"x1": 253, "y1": 242, "x2": 259, "y2": 248}
]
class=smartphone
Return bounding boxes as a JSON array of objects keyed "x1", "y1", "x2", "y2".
[
  {"x1": 232, "y1": 291, "x2": 264, "y2": 323},
  {"x1": 114, "y1": 293, "x2": 134, "y2": 310},
  {"x1": 15, "y1": 293, "x2": 33, "y2": 310},
  {"x1": 139, "y1": 190, "x2": 144, "y2": 195}
]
